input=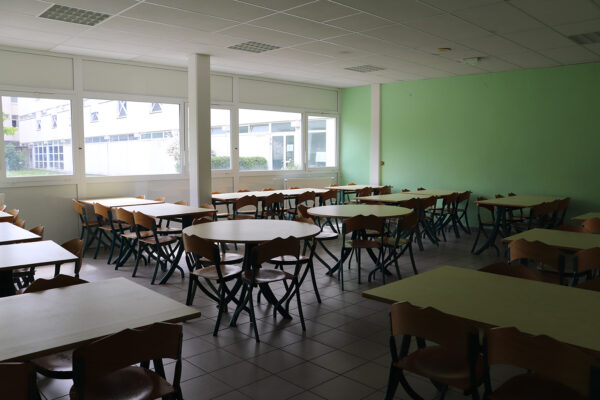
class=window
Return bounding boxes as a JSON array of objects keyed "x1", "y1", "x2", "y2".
[
  {"x1": 151, "y1": 103, "x2": 162, "y2": 113},
  {"x1": 2, "y1": 96, "x2": 73, "y2": 177},
  {"x1": 308, "y1": 116, "x2": 337, "y2": 168},
  {"x1": 238, "y1": 109, "x2": 301, "y2": 171},
  {"x1": 211, "y1": 109, "x2": 231, "y2": 170},
  {"x1": 117, "y1": 100, "x2": 127, "y2": 118},
  {"x1": 90, "y1": 111, "x2": 99, "y2": 123},
  {"x1": 83, "y1": 99, "x2": 180, "y2": 176}
]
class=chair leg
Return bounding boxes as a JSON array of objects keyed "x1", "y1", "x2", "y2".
[
  {"x1": 186, "y1": 276, "x2": 197, "y2": 306},
  {"x1": 93, "y1": 229, "x2": 102, "y2": 259},
  {"x1": 294, "y1": 278, "x2": 306, "y2": 331},
  {"x1": 151, "y1": 257, "x2": 162, "y2": 285},
  {"x1": 213, "y1": 283, "x2": 226, "y2": 336},
  {"x1": 384, "y1": 367, "x2": 402, "y2": 400},
  {"x1": 107, "y1": 233, "x2": 118, "y2": 264},
  {"x1": 247, "y1": 285, "x2": 260, "y2": 342},
  {"x1": 408, "y1": 244, "x2": 418, "y2": 275}
]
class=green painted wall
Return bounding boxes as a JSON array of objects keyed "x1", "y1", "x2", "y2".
[
  {"x1": 340, "y1": 85, "x2": 370, "y2": 185},
  {"x1": 375, "y1": 62, "x2": 600, "y2": 217}
]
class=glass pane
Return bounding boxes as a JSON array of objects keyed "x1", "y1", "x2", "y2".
[
  {"x1": 308, "y1": 116, "x2": 337, "y2": 168},
  {"x1": 2, "y1": 96, "x2": 73, "y2": 177},
  {"x1": 83, "y1": 99, "x2": 180, "y2": 176},
  {"x1": 238, "y1": 109, "x2": 302, "y2": 171},
  {"x1": 211, "y1": 109, "x2": 231, "y2": 170}
]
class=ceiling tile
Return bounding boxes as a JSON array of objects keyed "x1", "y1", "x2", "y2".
[
  {"x1": 539, "y1": 45, "x2": 600, "y2": 64},
  {"x1": 554, "y1": 18, "x2": 600, "y2": 36},
  {"x1": 0, "y1": 37, "x2": 55, "y2": 51},
  {"x1": 365, "y1": 24, "x2": 458, "y2": 52},
  {"x1": 219, "y1": 23, "x2": 312, "y2": 47},
  {"x1": 0, "y1": 0, "x2": 51, "y2": 16},
  {"x1": 146, "y1": 0, "x2": 273, "y2": 22},
  {"x1": 499, "y1": 51, "x2": 560, "y2": 68},
  {"x1": 325, "y1": 33, "x2": 404, "y2": 55},
  {"x1": 585, "y1": 43, "x2": 600, "y2": 55},
  {"x1": 0, "y1": 25, "x2": 71, "y2": 45},
  {"x1": 404, "y1": 13, "x2": 491, "y2": 41},
  {"x1": 475, "y1": 56, "x2": 519, "y2": 72},
  {"x1": 458, "y1": 34, "x2": 529, "y2": 55},
  {"x1": 250, "y1": 13, "x2": 347, "y2": 39},
  {"x1": 43, "y1": 0, "x2": 138, "y2": 15},
  {"x1": 235, "y1": 0, "x2": 313, "y2": 12},
  {"x1": 0, "y1": 10, "x2": 89, "y2": 35},
  {"x1": 324, "y1": 12, "x2": 394, "y2": 32},
  {"x1": 291, "y1": 41, "x2": 371, "y2": 59},
  {"x1": 456, "y1": 2, "x2": 544, "y2": 33},
  {"x1": 121, "y1": 3, "x2": 238, "y2": 32},
  {"x1": 286, "y1": 1, "x2": 357, "y2": 22},
  {"x1": 266, "y1": 48, "x2": 336, "y2": 64},
  {"x1": 502, "y1": 27, "x2": 574, "y2": 50},
  {"x1": 332, "y1": 0, "x2": 443, "y2": 23},
  {"x1": 510, "y1": 0, "x2": 600, "y2": 26},
  {"x1": 420, "y1": 0, "x2": 502, "y2": 12}
]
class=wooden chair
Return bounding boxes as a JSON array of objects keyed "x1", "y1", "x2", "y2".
[
  {"x1": 0, "y1": 204, "x2": 5, "y2": 212},
  {"x1": 569, "y1": 247, "x2": 600, "y2": 286},
  {"x1": 72, "y1": 200, "x2": 100, "y2": 257},
  {"x1": 14, "y1": 218, "x2": 25, "y2": 228},
  {"x1": 135, "y1": 195, "x2": 145, "y2": 199},
  {"x1": 0, "y1": 362, "x2": 40, "y2": 400},
  {"x1": 6, "y1": 208, "x2": 19, "y2": 223},
  {"x1": 382, "y1": 212, "x2": 419, "y2": 280},
  {"x1": 318, "y1": 189, "x2": 339, "y2": 231},
  {"x1": 508, "y1": 239, "x2": 566, "y2": 284},
  {"x1": 22, "y1": 275, "x2": 88, "y2": 380},
  {"x1": 13, "y1": 225, "x2": 46, "y2": 288},
  {"x1": 297, "y1": 205, "x2": 339, "y2": 274},
  {"x1": 154, "y1": 196, "x2": 166, "y2": 202},
  {"x1": 401, "y1": 188, "x2": 410, "y2": 192},
  {"x1": 554, "y1": 197, "x2": 570, "y2": 226},
  {"x1": 583, "y1": 218, "x2": 600, "y2": 234},
  {"x1": 158, "y1": 200, "x2": 189, "y2": 229},
  {"x1": 71, "y1": 323, "x2": 183, "y2": 400},
  {"x1": 239, "y1": 237, "x2": 306, "y2": 342},
  {"x1": 92, "y1": 203, "x2": 121, "y2": 263},
  {"x1": 428, "y1": 192, "x2": 459, "y2": 241},
  {"x1": 211, "y1": 191, "x2": 230, "y2": 219},
  {"x1": 228, "y1": 195, "x2": 258, "y2": 220},
  {"x1": 417, "y1": 187, "x2": 426, "y2": 191},
  {"x1": 554, "y1": 224, "x2": 587, "y2": 232},
  {"x1": 340, "y1": 215, "x2": 385, "y2": 290},
  {"x1": 385, "y1": 302, "x2": 482, "y2": 400},
  {"x1": 379, "y1": 185, "x2": 392, "y2": 195},
  {"x1": 286, "y1": 191, "x2": 316, "y2": 219},
  {"x1": 455, "y1": 191, "x2": 472, "y2": 234},
  {"x1": 261, "y1": 192, "x2": 285, "y2": 219},
  {"x1": 471, "y1": 196, "x2": 500, "y2": 256},
  {"x1": 183, "y1": 234, "x2": 242, "y2": 335},
  {"x1": 513, "y1": 202, "x2": 558, "y2": 232},
  {"x1": 577, "y1": 277, "x2": 600, "y2": 291},
  {"x1": 483, "y1": 326, "x2": 600, "y2": 400},
  {"x1": 237, "y1": 189, "x2": 250, "y2": 192},
  {"x1": 347, "y1": 186, "x2": 371, "y2": 204},
  {"x1": 132, "y1": 211, "x2": 182, "y2": 284},
  {"x1": 479, "y1": 262, "x2": 543, "y2": 282},
  {"x1": 113, "y1": 208, "x2": 148, "y2": 271},
  {"x1": 62, "y1": 238, "x2": 84, "y2": 278},
  {"x1": 263, "y1": 187, "x2": 275, "y2": 191}
]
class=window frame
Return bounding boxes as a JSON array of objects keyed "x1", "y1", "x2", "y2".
[
  {"x1": 306, "y1": 112, "x2": 339, "y2": 171},
  {"x1": 209, "y1": 106, "x2": 234, "y2": 173}
]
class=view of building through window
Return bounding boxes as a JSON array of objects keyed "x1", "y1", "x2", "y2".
[
  {"x1": 2, "y1": 96, "x2": 73, "y2": 177},
  {"x1": 308, "y1": 116, "x2": 337, "y2": 168},
  {"x1": 210, "y1": 108, "x2": 231, "y2": 170},
  {"x1": 83, "y1": 99, "x2": 180, "y2": 176},
  {"x1": 238, "y1": 109, "x2": 301, "y2": 171}
]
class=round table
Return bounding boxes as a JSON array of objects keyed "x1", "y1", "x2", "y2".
[
  {"x1": 182, "y1": 219, "x2": 320, "y2": 243},
  {"x1": 307, "y1": 204, "x2": 412, "y2": 219}
]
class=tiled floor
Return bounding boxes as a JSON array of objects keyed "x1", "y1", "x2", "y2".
[{"x1": 35, "y1": 228, "x2": 505, "y2": 400}]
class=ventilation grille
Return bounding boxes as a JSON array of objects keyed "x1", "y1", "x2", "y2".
[
  {"x1": 344, "y1": 65, "x2": 385, "y2": 73},
  {"x1": 228, "y1": 41, "x2": 280, "y2": 53},
  {"x1": 39, "y1": 4, "x2": 110, "y2": 26},
  {"x1": 568, "y1": 31, "x2": 600, "y2": 45}
]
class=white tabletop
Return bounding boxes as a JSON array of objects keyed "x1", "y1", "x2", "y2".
[
  {"x1": 0, "y1": 277, "x2": 201, "y2": 361},
  {"x1": 0, "y1": 211, "x2": 14, "y2": 222},
  {"x1": 183, "y1": 220, "x2": 320, "y2": 244},
  {"x1": 0, "y1": 240, "x2": 77, "y2": 271},
  {"x1": 308, "y1": 204, "x2": 412, "y2": 219},
  {"x1": 0, "y1": 222, "x2": 41, "y2": 245},
  {"x1": 212, "y1": 188, "x2": 328, "y2": 201},
  {"x1": 120, "y1": 203, "x2": 216, "y2": 218},
  {"x1": 325, "y1": 185, "x2": 383, "y2": 191},
  {"x1": 79, "y1": 197, "x2": 163, "y2": 208}
]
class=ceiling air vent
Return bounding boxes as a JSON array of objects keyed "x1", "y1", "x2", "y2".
[
  {"x1": 568, "y1": 31, "x2": 600, "y2": 45},
  {"x1": 39, "y1": 4, "x2": 110, "y2": 26},
  {"x1": 228, "y1": 41, "x2": 280, "y2": 53},
  {"x1": 344, "y1": 65, "x2": 385, "y2": 73}
]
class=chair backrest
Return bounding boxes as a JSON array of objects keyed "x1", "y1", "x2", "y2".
[
  {"x1": 457, "y1": 190, "x2": 471, "y2": 204},
  {"x1": 573, "y1": 247, "x2": 600, "y2": 274},
  {"x1": 251, "y1": 237, "x2": 300, "y2": 266},
  {"x1": 192, "y1": 216, "x2": 214, "y2": 225},
  {"x1": 72, "y1": 323, "x2": 182, "y2": 394},
  {"x1": 115, "y1": 208, "x2": 135, "y2": 225},
  {"x1": 295, "y1": 216, "x2": 316, "y2": 225},
  {"x1": 234, "y1": 195, "x2": 258, "y2": 211},
  {"x1": 0, "y1": 362, "x2": 38, "y2": 400},
  {"x1": 296, "y1": 191, "x2": 316, "y2": 205},
  {"x1": 135, "y1": 195, "x2": 145, "y2": 199},
  {"x1": 577, "y1": 277, "x2": 600, "y2": 292},
  {"x1": 183, "y1": 233, "x2": 220, "y2": 264},
  {"x1": 509, "y1": 239, "x2": 562, "y2": 269},
  {"x1": 484, "y1": 327, "x2": 599, "y2": 399},
  {"x1": 93, "y1": 202, "x2": 111, "y2": 221},
  {"x1": 508, "y1": 192, "x2": 517, "y2": 197},
  {"x1": 494, "y1": 194, "x2": 504, "y2": 199},
  {"x1": 355, "y1": 187, "x2": 372, "y2": 197},
  {"x1": 401, "y1": 188, "x2": 410, "y2": 192},
  {"x1": 29, "y1": 225, "x2": 44, "y2": 239},
  {"x1": 399, "y1": 212, "x2": 418, "y2": 232},
  {"x1": 133, "y1": 211, "x2": 156, "y2": 231},
  {"x1": 297, "y1": 204, "x2": 311, "y2": 219},
  {"x1": 237, "y1": 189, "x2": 250, "y2": 192},
  {"x1": 420, "y1": 196, "x2": 437, "y2": 210},
  {"x1": 289, "y1": 186, "x2": 301, "y2": 189},
  {"x1": 263, "y1": 188, "x2": 275, "y2": 191},
  {"x1": 476, "y1": 196, "x2": 494, "y2": 212},
  {"x1": 442, "y1": 192, "x2": 458, "y2": 207},
  {"x1": 174, "y1": 200, "x2": 188, "y2": 205},
  {"x1": 416, "y1": 187, "x2": 426, "y2": 191},
  {"x1": 62, "y1": 238, "x2": 84, "y2": 259},
  {"x1": 347, "y1": 183, "x2": 356, "y2": 185},
  {"x1": 583, "y1": 218, "x2": 600, "y2": 234},
  {"x1": 530, "y1": 202, "x2": 556, "y2": 218},
  {"x1": 343, "y1": 215, "x2": 385, "y2": 235},
  {"x1": 14, "y1": 219, "x2": 25, "y2": 228},
  {"x1": 479, "y1": 262, "x2": 542, "y2": 281},
  {"x1": 7, "y1": 208, "x2": 19, "y2": 220},
  {"x1": 154, "y1": 197, "x2": 166, "y2": 202},
  {"x1": 379, "y1": 185, "x2": 392, "y2": 195},
  {"x1": 319, "y1": 189, "x2": 337, "y2": 204},
  {"x1": 398, "y1": 198, "x2": 420, "y2": 210},
  {"x1": 72, "y1": 200, "x2": 85, "y2": 217},
  {"x1": 24, "y1": 274, "x2": 88, "y2": 294},
  {"x1": 390, "y1": 302, "x2": 478, "y2": 358},
  {"x1": 264, "y1": 192, "x2": 284, "y2": 207},
  {"x1": 0, "y1": 204, "x2": 5, "y2": 212}
]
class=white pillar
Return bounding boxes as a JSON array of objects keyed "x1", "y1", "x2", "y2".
[
  {"x1": 370, "y1": 83, "x2": 381, "y2": 186},
  {"x1": 188, "y1": 54, "x2": 212, "y2": 206}
]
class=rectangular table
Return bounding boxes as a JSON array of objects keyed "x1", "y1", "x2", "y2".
[
  {"x1": 212, "y1": 188, "x2": 329, "y2": 202},
  {"x1": 0, "y1": 211, "x2": 14, "y2": 223},
  {"x1": 356, "y1": 192, "x2": 431, "y2": 204},
  {"x1": 362, "y1": 266, "x2": 600, "y2": 352},
  {"x1": 572, "y1": 212, "x2": 600, "y2": 221},
  {"x1": 0, "y1": 240, "x2": 78, "y2": 297},
  {"x1": 0, "y1": 222, "x2": 41, "y2": 245},
  {"x1": 0, "y1": 277, "x2": 201, "y2": 361},
  {"x1": 79, "y1": 197, "x2": 163, "y2": 208},
  {"x1": 503, "y1": 228, "x2": 600, "y2": 252},
  {"x1": 472, "y1": 195, "x2": 565, "y2": 255}
]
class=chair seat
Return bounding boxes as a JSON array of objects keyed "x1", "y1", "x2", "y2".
[
  {"x1": 216, "y1": 212, "x2": 228, "y2": 219},
  {"x1": 157, "y1": 227, "x2": 182, "y2": 234},
  {"x1": 344, "y1": 239, "x2": 381, "y2": 249},
  {"x1": 489, "y1": 372, "x2": 585, "y2": 400},
  {"x1": 316, "y1": 231, "x2": 337, "y2": 240},
  {"x1": 120, "y1": 231, "x2": 153, "y2": 239},
  {"x1": 219, "y1": 252, "x2": 244, "y2": 264},
  {"x1": 32, "y1": 350, "x2": 73, "y2": 378},
  {"x1": 192, "y1": 264, "x2": 242, "y2": 281},
  {"x1": 383, "y1": 237, "x2": 410, "y2": 247},
  {"x1": 394, "y1": 346, "x2": 483, "y2": 391},
  {"x1": 138, "y1": 235, "x2": 179, "y2": 245},
  {"x1": 243, "y1": 268, "x2": 293, "y2": 283},
  {"x1": 269, "y1": 255, "x2": 309, "y2": 265},
  {"x1": 69, "y1": 365, "x2": 174, "y2": 400}
]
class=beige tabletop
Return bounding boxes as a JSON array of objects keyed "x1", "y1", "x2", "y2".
[
  {"x1": 308, "y1": 204, "x2": 412, "y2": 219},
  {"x1": 356, "y1": 193, "x2": 431, "y2": 204},
  {"x1": 0, "y1": 240, "x2": 78, "y2": 271},
  {"x1": 325, "y1": 185, "x2": 383, "y2": 191},
  {"x1": 362, "y1": 266, "x2": 600, "y2": 352},
  {"x1": 121, "y1": 203, "x2": 215, "y2": 219},
  {"x1": 212, "y1": 188, "x2": 328, "y2": 202},
  {"x1": 404, "y1": 189, "x2": 459, "y2": 197},
  {"x1": 572, "y1": 212, "x2": 600, "y2": 221},
  {"x1": 0, "y1": 277, "x2": 201, "y2": 361},
  {"x1": 79, "y1": 197, "x2": 163, "y2": 208},
  {"x1": 0, "y1": 222, "x2": 41, "y2": 245},
  {"x1": 476, "y1": 195, "x2": 563, "y2": 208},
  {"x1": 503, "y1": 228, "x2": 600, "y2": 252},
  {"x1": 0, "y1": 211, "x2": 14, "y2": 222},
  {"x1": 183, "y1": 219, "x2": 320, "y2": 244}
]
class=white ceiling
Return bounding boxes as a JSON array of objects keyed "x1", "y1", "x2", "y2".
[{"x1": 1, "y1": 0, "x2": 600, "y2": 88}]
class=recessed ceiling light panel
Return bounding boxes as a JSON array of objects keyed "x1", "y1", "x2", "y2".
[
  {"x1": 344, "y1": 65, "x2": 385, "y2": 73},
  {"x1": 228, "y1": 41, "x2": 280, "y2": 53},
  {"x1": 568, "y1": 31, "x2": 600, "y2": 45},
  {"x1": 39, "y1": 4, "x2": 110, "y2": 26}
]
